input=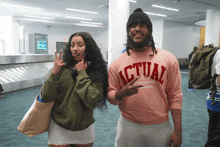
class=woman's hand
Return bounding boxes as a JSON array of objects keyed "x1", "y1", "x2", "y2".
[
  {"x1": 52, "y1": 52, "x2": 66, "y2": 75},
  {"x1": 75, "y1": 56, "x2": 87, "y2": 72}
]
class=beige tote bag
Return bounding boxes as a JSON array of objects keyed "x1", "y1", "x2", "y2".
[{"x1": 17, "y1": 95, "x2": 54, "y2": 137}]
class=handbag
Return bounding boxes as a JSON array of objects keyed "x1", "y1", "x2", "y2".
[{"x1": 17, "y1": 94, "x2": 54, "y2": 137}]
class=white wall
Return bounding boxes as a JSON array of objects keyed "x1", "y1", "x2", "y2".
[
  {"x1": 0, "y1": 18, "x2": 108, "y2": 55},
  {"x1": 162, "y1": 21, "x2": 200, "y2": 58},
  {"x1": 152, "y1": 20, "x2": 164, "y2": 49},
  {"x1": 0, "y1": 17, "x2": 202, "y2": 59},
  {"x1": 96, "y1": 28, "x2": 108, "y2": 61},
  {"x1": 22, "y1": 23, "x2": 106, "y2": 54}
]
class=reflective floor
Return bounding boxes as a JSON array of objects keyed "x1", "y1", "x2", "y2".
[{"x1": 0, "y1": 70, "x2": 209, "y2": 147}]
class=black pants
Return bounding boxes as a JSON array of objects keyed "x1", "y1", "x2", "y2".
[{"x1": 204, "y1": 109, "x2": 220, "y2": 147}]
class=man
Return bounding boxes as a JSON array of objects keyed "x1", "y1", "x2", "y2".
[
  {"x1": 107, "y1": 8, "x2": 183, "y2": 147},
  {"x1": 188, "y1": 46, "x2": 198, "y2": 63},
  {"x1": 205, "y1": 48, "x2": 220, "y2": 147},
  {"x1": 188, "y1": 46, "x2": 198, "y2": 90}
]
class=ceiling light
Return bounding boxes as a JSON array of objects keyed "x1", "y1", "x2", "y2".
[
  {"x1": 66, "y1": 8, "x2": 98, "y2": 14},
  {"x1": 2, "y1": 3, "x2": 43, "y2": 11},
  {"x1": 129, "y1": 0, "x2": 137, "y2": 3},
  {"x1": 24, "y1": 15, "x2": 54, "y2": 20},
  {"x1": 66, "y1": 16, "x2": 92, "y2": 21},
  {"x1": 152, "y1": 4, "x2": 179, "y2": 11},
  {"x1": 98, "y1": 5, "x2": 108, "y2": 8},
  {"x1": 74, "y1": 23, "x2": 102, "y2": 28},
  {"x1": 80, "y1": 21, "x2": 102, "y2": 25},
  {"x1": 144, "y1": 12, "x2": 167, "y2": 17},
  {"x1": 17, "y1": 18, "x2": 55, "y2": 23}
]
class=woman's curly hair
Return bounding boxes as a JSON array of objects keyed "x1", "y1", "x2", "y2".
[{"x1": 62, "y1": 32, "x2": 108, "y2": 109}]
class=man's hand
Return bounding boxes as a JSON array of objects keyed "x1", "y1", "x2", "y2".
[
  {"x1": 169, "y1": 109, "x2": 182, "y2": 147},
  {"x1": 121, "y1": 77, "x2": 143, "y2": 96},
  {"x1": 115, "y1": 77, "x2": 143, "y2": 101},
  {"x1": 168, "y1": 129, "x2": 182, "y2": 147}
]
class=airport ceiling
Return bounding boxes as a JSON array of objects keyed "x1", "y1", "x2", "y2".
[{"x1": 0, "y1": 0, "x2": 220, "y2": 28}]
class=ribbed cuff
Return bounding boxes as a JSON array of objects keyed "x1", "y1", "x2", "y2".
[
  {"x1": 77, "y1": 70, "x2": 89, "y2": 78},
  {"x1": 48, "y1": 72, "x2": 60, "y2": 83}
]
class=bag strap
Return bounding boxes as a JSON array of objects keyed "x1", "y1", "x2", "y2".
[
  {"x1": 37, "y1": 95, "x2": 45, "y2": 103},
  {"x1": 210, "y1": 47, "x2": 219, "y2": 105},
  {"x1": 210, "y1": 74, "x2": 218, "y2": 105}
]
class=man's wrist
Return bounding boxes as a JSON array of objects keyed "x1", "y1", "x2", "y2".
[
  {"x1": 115, "y1": 89, "x2": 124, "y2": 101},
  {"x1": 174, "y1": 127, "x2": 182, "y2": 133},
  {"x1": 120, "y1": 89, "x2": 124, "y2": 97}
]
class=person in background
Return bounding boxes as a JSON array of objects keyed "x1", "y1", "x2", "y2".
[
  {"x1": 0, "y1": 83, "x2": 5, "y2": 99},
  {"x1": 107, "y1": 8, "x2": 183, "y2": 147},
  {"x1": 188, "y1": 46, "x2": 198, "y2": 91},
  {"x1": 40, "y1": 32, "x2": 108, "y2": 147},
  {"x1": 204, "y1": 48, "x2": 220, "y2": 147},
  {"x1": 188, "y1": 46, "x2": 198, "y2": 63}
]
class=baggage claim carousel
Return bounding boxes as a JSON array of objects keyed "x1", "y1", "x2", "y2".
[{"x1": 0, "y1": 54, "x2": 54, "y2": 94}]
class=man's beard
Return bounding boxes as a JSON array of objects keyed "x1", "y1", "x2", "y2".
[{"x1": 128, "y1": 32, "x2": 153, "y2": 50}]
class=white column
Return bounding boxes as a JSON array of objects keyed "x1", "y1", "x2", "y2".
[
  {"x1": 0, "y1": 16, "x2": 12, "y2": 54},
  {"x1": 19, "y1": 26, "x2": 25, "y2": 53},
  {"x1": 108, "y1": 0, "x2": 129, "y2": 66},
  {"x1": 0, "y1": 16, "x2": 21, "y2": 54},
  {"x1": 205, "y1": 9, "x2": 220, "y2": 47}
]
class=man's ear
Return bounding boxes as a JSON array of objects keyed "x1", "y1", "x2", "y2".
[
  {"x1": 127, "y1": 27, "x2": 131, "y2": 36},
  {"x1": 147, "y1": 27, "x2": 152, "y2": 33}
]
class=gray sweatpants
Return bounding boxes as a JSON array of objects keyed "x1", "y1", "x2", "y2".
[{"x1": 115, "y1": 115, "x2": 174, "y2": 147}]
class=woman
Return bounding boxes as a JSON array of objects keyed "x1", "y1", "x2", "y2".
[{"x1": 40, "y1": 32, "x2": 108, "y2": 147}]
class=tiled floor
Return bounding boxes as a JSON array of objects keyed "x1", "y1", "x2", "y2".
[{"x1": 0, "y1": 71, "x2": 209, "y2": 147}]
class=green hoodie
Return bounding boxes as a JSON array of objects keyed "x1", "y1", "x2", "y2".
[{"x1": 41, "y1": 68, "x2": 103, "y2": 131}]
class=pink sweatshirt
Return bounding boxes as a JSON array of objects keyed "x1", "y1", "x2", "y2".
[{"x1": 107, "y1": 47, "x2": 183, "y2": 124}]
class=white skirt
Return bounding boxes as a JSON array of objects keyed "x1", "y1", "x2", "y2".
[{"x1": 48, "y1": 119, "x2": 95, "y2": 145}]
